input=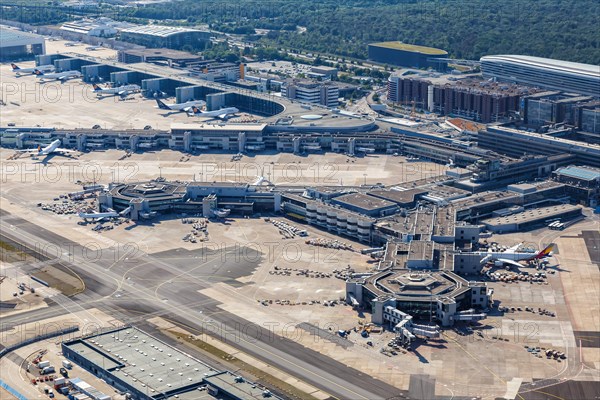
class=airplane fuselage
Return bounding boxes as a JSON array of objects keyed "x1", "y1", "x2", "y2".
[
  {"x1": 36, "y1": 70, "x2": 81, "y2": 81},
  {"x1": 474, "y1": 250, "x2": 535, "y2": 262},
  {"x1": 12, "y1": 64, "x2": 54, "y2": 75},
  {"x1": 93, "y1": 84, "x2": 140, "y2": 95},
  {"x1": 198, "y1": 107, "x2": 239, "y2": 118},
  {"x1": 38, "y1": 140, "x2": 62, "y2": 155},
  {"x1": 160, "y1": 100, "x2": 205, "y2": 111}
]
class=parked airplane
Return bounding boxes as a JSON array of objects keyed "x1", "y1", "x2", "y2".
[
  {"x1": 78, "y1": 210, "x2": 118, "y2": 221},
  {"x1": 356, "y1": 147, "x2": 375, "y2": 154},
  {"x1": 190, "y1": 105, "x2": 239, "y2": 119},
  {"x1": 155, "y1": 99, "x2": 206, "y2": 114},
  {"x1": 16, "y1": 139, "x2": 76, "y2": 156},
  {"x1": 92, "y1": 83, "x2": 140, "y2": 97},
  {"x1": 475, "y1": 243, "x2": 554, "y2": 269},
  {"x1": 11, "y1": 63, "x2": 55, "y2": 75},
  {"x1": 86, "y1": 45, "x2": 102, "y2": 51},
  {"x1": 34, "y1": 69, "x2": 82, "y2": 82}
]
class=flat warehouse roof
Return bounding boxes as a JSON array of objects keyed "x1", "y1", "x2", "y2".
[
  {"x1": 0, "y1": 26, "x2": 45, "y2": 47},
  {"x1": 369, "y1": 41, "x2": 447, "y2": 55},
  {"x1": 63, "y1": 327, "x2": 215, "y2": 396},
  {"x1": 121, "y1": 25, "x2": 206, "y2": 37}
]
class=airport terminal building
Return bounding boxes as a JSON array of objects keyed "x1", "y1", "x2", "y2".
[{"x1": 480, "y1": 55, "x2": 600, "y2": 97}]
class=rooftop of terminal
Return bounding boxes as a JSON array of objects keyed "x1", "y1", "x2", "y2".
[
  {"x1": 332, "y1": 193, "x2": 397, "y2": 212},
  {"x1": 554, "y1": 165, "x2": 600, "y2": 182},
  {"x1": 480, "y1": 55, "x2": 600, "y2": 78},
  {"x1": 481, "y1": 204, "x2": 582, "y2": 226}
]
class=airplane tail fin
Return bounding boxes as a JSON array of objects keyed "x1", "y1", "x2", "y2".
[
  {"x1": 92, "y1": 83, "x2": 101, "y2": 91},
  {"x1": 191, "y1": 106, "x2": 200, "y2": 114},
  {"x1": 34, "y1": 69, "x2": 43, "y2": 75},
  {"x1": 11, "y1": 63, "x2": 19, "y2": 70},
  {"x1": 37, "y1": 145, "x2": 41, "y2": 152},
  {"x1": 535, "y1": 243, "x2": 554, "y2": 259},
  {"x1": 155, "y1": 99, "x2": 170, "y2": 110}
]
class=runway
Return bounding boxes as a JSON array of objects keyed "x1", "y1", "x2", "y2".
[{"x1": 0, "y1": 210, "x2": 405, "y2": 400}]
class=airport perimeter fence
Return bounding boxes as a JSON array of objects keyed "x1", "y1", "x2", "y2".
[{"x1": 0, "y1": 325, "x2": 79, "y2": 359}]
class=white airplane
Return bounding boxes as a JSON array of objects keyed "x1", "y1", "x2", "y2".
[
  {"x1": 155, "y1": 99, "x2": 206, "y2": 114},
  {"x1": 356, "y1": 147, "x2": 375, "y2": 154},
  {"x1": 34, "y1": 69, "x2": 82, "y2": 81},
  {"x1": 92, "y1": 83, "x2": 140, "y2": 97},
  {"x1": 16, "y1": 139, "x2": 76, "y2": 156},
  {"x1": 190, "y1": 105, "x2": 239, "y2": 120},
  {"x1": 78, "y1": 210, "x2": 118, "y2": 220},
  {"x1": 11, "y1": 63, "x2": 55, "y2": 75},
  {"x1": 474, "y1": 243, "x2": 554, "y2": 269}
]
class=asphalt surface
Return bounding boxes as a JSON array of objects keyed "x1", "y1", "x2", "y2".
[{"x1": 0, "y1": 209, "x2": 405, "y2": 400}]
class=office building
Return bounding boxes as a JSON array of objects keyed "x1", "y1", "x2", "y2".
[
  {"x1": 119, "y1": 25, "x2": 211, "y2": 50},
  {"x1": 387, "y1": 73, "x2": 538, "y2": 123},
  {"x1": 369, "y1": 42, "x2": 448, "y2": 70},
  {"x1": 480, "y1": 55, "x2": 600, "y2": 97},
  {"x1": 522, "y1": 91, "x2": 600, "y2": 134},
  {"x1": 553, "y1": 165, "x2": 600, "y2": 207},
  {"x1": 0, "y1": 25, "x2": 45, "y2": 61},
  {"x1": 281, "y1": 79, "x2": 339, "y2": 107}
]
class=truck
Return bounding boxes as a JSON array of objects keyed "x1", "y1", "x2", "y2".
[
  {"x1": 41, "y1": 366, "x2": 55, "y2": 375},
  {"x1": 38, "y1": 360, "x2": 50, "y2": 369},
  {"x1": 62, "y1": 360, "x2": 73, "y2": 369}
]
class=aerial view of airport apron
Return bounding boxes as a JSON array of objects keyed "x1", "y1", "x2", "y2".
[{"x1": 0, "y1": 1, "x2": 599, "y2": 399}]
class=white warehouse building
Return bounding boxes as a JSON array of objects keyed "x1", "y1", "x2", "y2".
[{"x1": 60, "y1": 18, "x2": 120, "y2": 37}]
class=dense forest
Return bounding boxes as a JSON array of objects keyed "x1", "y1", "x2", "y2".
[
  {"x1": 1, "y1": 0, "x2": 598, "y2": 64},
  {"x1": 129, "y1": 0, "x2": 600, "y2": 64}
]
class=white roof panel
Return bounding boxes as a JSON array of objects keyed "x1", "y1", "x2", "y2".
[{"x1": 481, "y1": 55, "x2": 600, "y2": 78}]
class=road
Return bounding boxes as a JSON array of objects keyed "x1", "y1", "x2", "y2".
[{"x1": 0, "y1": 209, "x2": 405, "y2": 400}]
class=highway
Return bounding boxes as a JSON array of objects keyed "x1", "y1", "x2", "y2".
[{"x1": 0, "y1": 209, "x2": 405, "y2": 400}]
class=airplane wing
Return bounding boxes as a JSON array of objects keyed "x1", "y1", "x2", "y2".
[
  {"x1": 507, "y1": 242, "x2": 522, "y2": 252},
  {"x1": 15, "y1": 148, "x2": 38, "y2": 153},
  {"x1": 117, "y1": 89, "x2": 134, "y2": 96},
  {"x1": 55, "y1": 148, "x2": 77, "y2": 153},
  {"x1": 496, "y1": 258, "x2": 524, "y2": 269}
]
